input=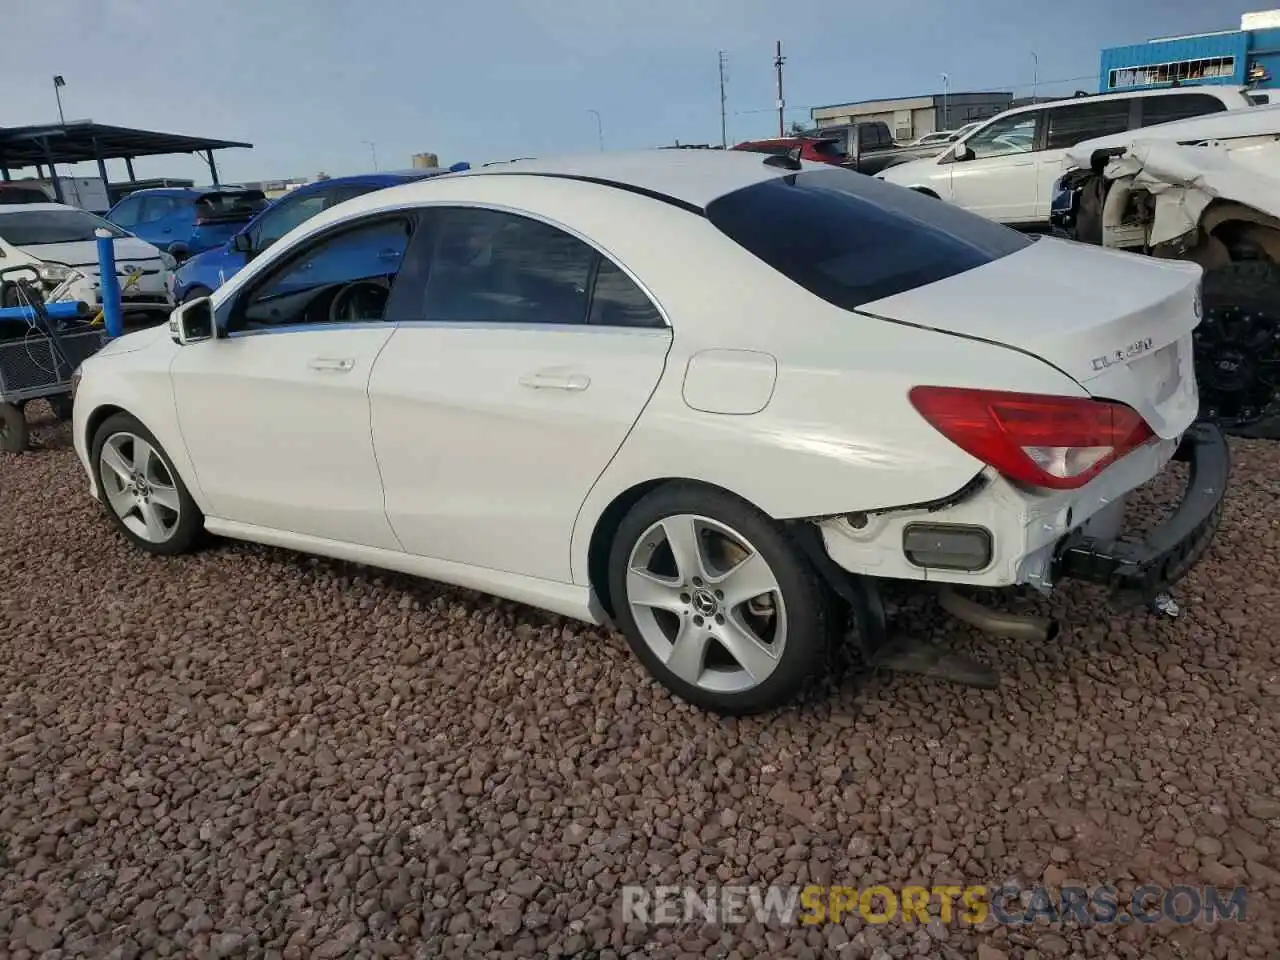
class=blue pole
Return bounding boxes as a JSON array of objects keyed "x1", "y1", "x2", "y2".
[{"x1": 95, "y1": 227, "x2": 123, "y2": 339}]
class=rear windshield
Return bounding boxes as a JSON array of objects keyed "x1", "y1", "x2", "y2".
[
  {"x1": 705, "y1": 167, "x2": 1031, "y2": 309},
  {"x1": 196, "y1": 190, "x2": 268, "y2": 219},
  {"x1": 811, "y1": 139, "x2": 847, "y2": 159}
]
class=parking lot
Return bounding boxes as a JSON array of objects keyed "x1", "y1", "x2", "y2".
[{"x1": 0, "y1": 403, "x2": 1276, "y2": 958}]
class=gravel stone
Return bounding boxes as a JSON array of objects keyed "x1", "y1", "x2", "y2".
[{"x1": 1, "y1": 407, "x2": 1277, "y2": 957}]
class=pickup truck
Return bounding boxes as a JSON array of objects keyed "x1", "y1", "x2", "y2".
[
  {"x1": 810, "y1": 120, "x2": 956, "y2": 175},
  {"x1": 733, "y1": 120, "x2": 953, "y2": 176}
]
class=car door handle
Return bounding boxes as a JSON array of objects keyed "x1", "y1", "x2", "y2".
[
  {"x1": 376, "y1": 248, "x2": 401, "y2": 261},
  {"x1": 308, "y1": 357, "x2": 355, "y2": 372},
  {"x1": 519, "y1": 371, "x2": 590, "y2": 391}
]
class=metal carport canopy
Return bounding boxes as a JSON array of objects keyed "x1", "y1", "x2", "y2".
[{"x1": 0, "y1": 120, "x2": 252, "y2": 191}]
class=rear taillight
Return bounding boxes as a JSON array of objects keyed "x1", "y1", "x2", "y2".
[{"x1": 908, "y1": 386, "x2": 1155, "y2": 490}]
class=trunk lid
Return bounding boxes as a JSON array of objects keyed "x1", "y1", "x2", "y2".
[{"x1": 856, "y1": 235, "x2": 1202, "y2": 439}]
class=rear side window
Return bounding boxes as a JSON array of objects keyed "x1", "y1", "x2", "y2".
[
  {"x1": 1045, "y1": 100, "x2": 1131, "y2": 149},
  {"x1": 1140, "y1": 93, "x2": 1228, "y2": 126},
  {"x1": 706, "y1": 168, "x2": 1031, "y2": 310}
]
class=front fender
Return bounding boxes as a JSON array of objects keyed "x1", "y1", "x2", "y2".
[{"x1": 73, "y1": 344, "x2": 211, "y2": 515}]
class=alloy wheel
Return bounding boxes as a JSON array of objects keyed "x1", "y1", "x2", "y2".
[
  {"x1": 625, "y1": 514, "x2": 788, "y2": 694},
  {"x1": 98, "y1": 431, "x2": 182, "y2": 543},
  {"x1": 1195, "y1": 303, "x2": 1280, "y2": 431}
]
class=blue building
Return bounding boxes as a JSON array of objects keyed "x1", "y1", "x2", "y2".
[{"x1": 1100, "y1": 10, "x2": 1280, "y2": 94}]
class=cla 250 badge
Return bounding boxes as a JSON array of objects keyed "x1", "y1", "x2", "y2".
[{"x1": 1091, "y1": 337, "x2": 1154, "y2": 372}]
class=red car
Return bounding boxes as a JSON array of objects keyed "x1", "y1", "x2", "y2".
[{"x1": 731, "y1": 136, "x2": 848, "y2": 166}]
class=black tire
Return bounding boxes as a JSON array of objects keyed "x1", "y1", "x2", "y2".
[
  {"x1": 0, "y1": 403, "x2": 28, "y2": 453},
  {"x1": 47, "y1": 394, "x2": 73, "y2": 422},
  {"x1": 182, "y1": 285, "x2": 213, "y2": 304},
  {"x1": 90, "y1": 412, "x2": 204, "y2": 555},
  {"x1": 1197, "y1": 260, "x2": 1280, "y2": 440},
  {"x1": 607, "y1": 483, "x2": 836, "y2": 715}
]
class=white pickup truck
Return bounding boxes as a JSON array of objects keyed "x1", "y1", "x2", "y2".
[{"x1": 1052, "y1": 102, "x2": 1280, "y2": 439}]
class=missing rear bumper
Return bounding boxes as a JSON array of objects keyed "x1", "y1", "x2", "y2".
[{"x1": 1052, "y1": 421, "x2": 1230, "y2": 609}]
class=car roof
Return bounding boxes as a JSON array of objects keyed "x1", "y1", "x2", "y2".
[
  {"x1": 994, "y1": 84, "x2": 1248, "y2": 123},
  {"x1": 280, "y1": 169, "x2": 446, "y2": 198},
  {"x1": 452, "y1": 149, "x2": 791, "y2": 210},
  {"x1": 0, "y1": 202, "x2": 86, "y2": 214}
]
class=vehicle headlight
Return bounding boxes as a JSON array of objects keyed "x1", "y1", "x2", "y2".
[
  {"x1": 70, "y1": 364, "x2": 83, "y2": 400},
  {"x1": 37, "y1": 262, "x2": 73, "y2": 282},
  {"x1": 160, "y1": 252, "x2": 177, "y2": 271}
]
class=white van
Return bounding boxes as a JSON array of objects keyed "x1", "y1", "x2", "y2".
[{"x1": 878, "y1": 85, "x2": 1256, "y2": 228}]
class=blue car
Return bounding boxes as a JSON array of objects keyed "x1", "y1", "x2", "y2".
[
  {"x1": 106, "y1": 186, "x2": 269, "y2": 261},
  {"x1": 170, "y1": 170, "x2": 450, "y2": 304}
]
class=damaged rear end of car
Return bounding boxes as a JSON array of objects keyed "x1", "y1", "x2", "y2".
[{"x1": 693, "y1": 164, "x2": 1230, "y2": 681}]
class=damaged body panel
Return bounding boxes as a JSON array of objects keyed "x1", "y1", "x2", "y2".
[{"x1": 1052, "y1": 106, "x2": 1280, "y2": 438}]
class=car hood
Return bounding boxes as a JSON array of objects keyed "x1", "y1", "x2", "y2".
[
  {"x1": 92, "y1": 321, "x2": 171, "y2": 359},
  {"x1": 855, "y1": 235, "x2": 1203, "y2": 439},
  {"x1": 14, "y1": 236, "x2": 162, "y2": 269},
  {"x1": 876, "y1": 155, "x2": 944, "y2": 183}
]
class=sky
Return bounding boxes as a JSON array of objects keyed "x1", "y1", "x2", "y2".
[{"x1": 1, "y1": 0, "x2": 1264, "y2": 184}]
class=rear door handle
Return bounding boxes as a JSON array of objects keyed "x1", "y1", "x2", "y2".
[
  {"x1": 308, "y1": 357, "x2": 355, "y2": 372},
  {"x1": 519, "y1": 371, "x2": 590, "y2": 391}
]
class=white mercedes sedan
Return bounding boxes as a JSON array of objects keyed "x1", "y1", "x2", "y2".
[{"x1": 71, "y1": 150, "x2": 1228, "y2": 714}]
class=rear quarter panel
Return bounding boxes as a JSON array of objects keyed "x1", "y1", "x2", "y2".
[{"x1": 502, "y1": 184, "x2": 1089, "y2": 585}]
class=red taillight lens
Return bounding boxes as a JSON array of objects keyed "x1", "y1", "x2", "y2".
[{"x1": 908, "y1": 386, "x2": 1155, "y2": 490}]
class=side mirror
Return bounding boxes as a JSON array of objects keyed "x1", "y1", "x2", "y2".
[
  {"x1": 232, "y1": 232, "x2": 253, "y2": 254},
  {"x1": 953, "y1": 144, "x2": 974, "y2": 162},
  {"x1": 169, "y1": 296, "x2": 216, "y2": 345}
]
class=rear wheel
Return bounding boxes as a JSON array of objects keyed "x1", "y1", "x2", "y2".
[
  {"x1": 1197, "y1": 261, "x2": 1280, "y2": 439},
  {"x1": 608, "y1": 484, "x2": 835, "y2": 715},
  {"x1": 0, "y1": 403, "x2": 28, "y2": 453}
]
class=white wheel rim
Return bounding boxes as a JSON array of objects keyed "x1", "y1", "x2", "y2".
[
  {"x1": 98, "y1": 431, "x2": 182, "y2": 543},
  {"x1": 626, "y1": 514, "x2": 788, "y2": 695}
]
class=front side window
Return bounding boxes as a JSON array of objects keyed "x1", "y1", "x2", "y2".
[
  {"x1": 109, "y1": 196, "x2": 142, "y2": 225},
  {"x1": 964, "y1": 114, "x2": 1039, "y2": 159},
  {"x1": 418, "y1": 207, "x2": 661, "y2": 327},
  {"x1": 1045, "y1": 100, "x2": 1132, "y2": 150},
  {"x1": 139, "y1": 196, "x2": 180, "y2": 223},
  {"x1": 707, "y1": 167, "x2": 1031, "y2": 310},
  {"x1": 234, "y1": 216, "x2": 415, "y2": 331}
]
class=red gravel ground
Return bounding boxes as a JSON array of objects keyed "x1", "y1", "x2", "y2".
[{"x1": 2, "y1": 402, "x2": 1278, "y2": 959}]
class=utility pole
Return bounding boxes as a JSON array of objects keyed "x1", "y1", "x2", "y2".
[
  {"x1": 53, "y1": 75, "x2": 66, "y2": 125},
  {"x1": 774, "y1": 41, "x2": 786, "y2": 137},
  {"x1": 361, "y1": 140, "x2": 378, "y2": 171},
  {"x1": 587, "y1": 109, "x2": 604, "y2": 151},
  {"x1": 718, "y1": 51, "x2": 729, "y2": 148},
  {"x1": 1031, "y1": 51, "x2": 1039, "y2": 100}
]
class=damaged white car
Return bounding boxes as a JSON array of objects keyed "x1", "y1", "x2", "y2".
[
  {"x1": 71, "y1": 151, "x2": 1228, "y2": 714},
  {"x1": 1053, "y1": 103, "x2": 1280, "y2": 438}
]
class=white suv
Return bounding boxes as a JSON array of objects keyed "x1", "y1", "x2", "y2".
[{"x1": 879, "y1": 86, "x2": 1256, "y2": 227}]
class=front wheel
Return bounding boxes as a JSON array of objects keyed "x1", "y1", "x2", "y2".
[
  {"x1": 1197, "y1": 261, "x2": 1280, "y2": 439},
  {"x1": 181, "y1": 285, "x2": 213, "y2": 304},
  {"x1": 90, "y1": 412, "x2": 204, "y2": 554},
  {"x1": 608, "y1": 484, "x2": 835, "y2": 715}
]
